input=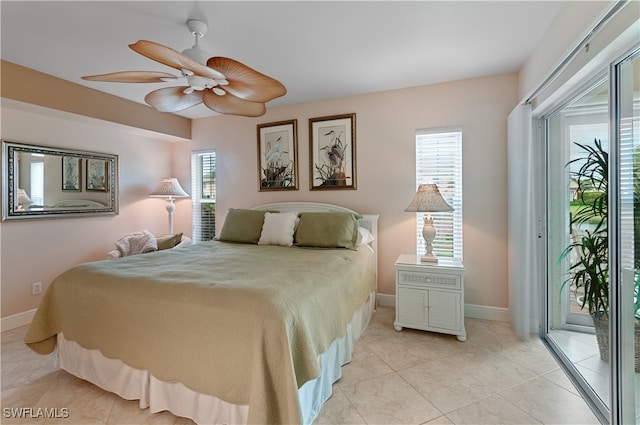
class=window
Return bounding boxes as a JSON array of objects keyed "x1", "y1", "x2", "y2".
[
  {"x1": 30, "y1": 160, "x2": 44, "y2": 206},
  {"x1": 415, "y1": 128, "x2": 463, "y2": 261},
  {"x1": 191, "y1": 150, "x2": 216, "y2": 242}
]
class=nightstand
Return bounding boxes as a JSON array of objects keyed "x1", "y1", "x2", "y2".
[{"x1": 394, "y1": 254, "x2": 466, "y2": 341}]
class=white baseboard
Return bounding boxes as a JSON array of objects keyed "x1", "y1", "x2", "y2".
[
  {"x1": 376, "y1": 294, "x2": 509, "y2": 322},
  {"x1": 1, "y1": 309, "x2": 36, "y2": 332},
  {"x1": 376, "y1": 293, "x2": 395, "y2": 307},
  {"x1": 4, "y1": 298, "x2": 509, "y2": 333},
  {"x1": 464, "y1": 303, "x2": 510, "y2": 322}
]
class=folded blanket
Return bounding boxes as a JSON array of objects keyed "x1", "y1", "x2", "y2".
[{"x1": 115, "y1": 230, "x2": 157, "y2": 257}]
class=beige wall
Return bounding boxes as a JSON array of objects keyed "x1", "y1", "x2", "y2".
[
  {"x1": 517, "y1": 1, "x2": 618, "y2": 102},
  {"x1": 2, "y1": 1, "x2": 629, "y2": 324},
  {"x1": 0, "y1": 101, "x2": 190, "y2": 318},
  {"x1": 192, "y1": 73, "x2": 519, "y2": 308}
]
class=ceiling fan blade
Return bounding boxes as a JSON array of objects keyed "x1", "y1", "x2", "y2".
[
  {"x1": 207, "y1": 57, "x2": 286, "y2": 103},
  {"x1": 82, "y1": 71, "x2": 178, "y2": 83},
  {"x1": 130, "y1": 40, "x2": 225, "y2": 80},
  {"x1": 144, "y1": 87, "x2": 204, "y2": 112},
  {"x1": 202, "y1": 90, "x2": 266, "y2": 117}
]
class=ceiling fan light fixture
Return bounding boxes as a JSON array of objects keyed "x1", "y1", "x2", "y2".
[{"x1": 213, "y1": 87, "x2": 226, "y2": 96}]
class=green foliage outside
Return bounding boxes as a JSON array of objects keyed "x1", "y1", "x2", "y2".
[
  {"x1": 201, "y1": 203, "x2": 216, "y2": 241},
  {"x1": 562, "y1": 139, "x2": 640, "y2": 320},
  {"x1": 569, "y1": 198, "x2": 606, "y2": 225}
]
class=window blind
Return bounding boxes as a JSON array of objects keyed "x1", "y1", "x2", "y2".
[
  {"x1": 415, "y1": 128, "x2": 463, "y2": 261},
  {"x1": 30, "y1": 162, "x2": 44, "y2": 206},
  {"x1": 619, "y1": 115, "x2": 637, "y2": 270},
  {"x1": 191, "y1": 150, "x2": 216, "y2": 243}
]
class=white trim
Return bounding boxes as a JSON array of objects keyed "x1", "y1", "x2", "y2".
[
  {"x1": 375, "y1": 295, "x2": 509, "y2": 322},
  {"x1": 464, "y1": 303, "x2": 510, "y2": 322},
  {"x1": 1, "y1": 308, "x2": 36, "y2": 332},
  {"x1": 376, "y1": 293, "x2": 395, "y2": 308},
  {"x1": 4, "y1": 300, "x2": 511, "y2": 333}
]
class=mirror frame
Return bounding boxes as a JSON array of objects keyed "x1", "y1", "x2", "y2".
[{"x1": 2, "y1": 140, "x2": 119, "y2": 220}]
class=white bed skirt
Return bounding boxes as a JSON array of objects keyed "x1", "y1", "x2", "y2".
[{"x1": 57, "y1": 292, "x2": 376, "y2": 425}]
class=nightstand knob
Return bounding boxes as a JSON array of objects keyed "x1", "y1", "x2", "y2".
[{"x1": 426, "y1": 278, "x2": 432, "y2": 283}]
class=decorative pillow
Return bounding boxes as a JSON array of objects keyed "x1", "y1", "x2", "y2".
[
  {"x1": 294, "y1": 212, "x2": 359, "y2": 249},
  {"x1": 258, "y1": 212, "x2": 299, "y2": 246},
  {"x1": 156, "y1": 233, "x2": 183, "y2": 250},
  {"x1": 356, "y1": 227, "x2": 375, "y2": 247},
  {"x1": 218, "y1": 208, "x2": 270, "y2": 244}
]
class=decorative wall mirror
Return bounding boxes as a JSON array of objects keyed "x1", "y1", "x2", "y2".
[{"x1": 2, "y1": 140, "x2": 118, "y2": 220}]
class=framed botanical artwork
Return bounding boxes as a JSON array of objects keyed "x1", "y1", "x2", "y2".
[
  {"x1": 62, "y1": 156, "x2": 81, "y2": 191},
  {"x1": 86, "y1": 158, "x2": 109, "y2": 191},
  {"x1": 309, "y1": 113, "x2": 356, "y2": 190},
  {"x1": 257, "y1": 119, "x2": 299, "y2": 191}
]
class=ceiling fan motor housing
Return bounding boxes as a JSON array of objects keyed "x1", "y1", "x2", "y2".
[
  {"x1": 187, "y1": 19, "x2": 208, "y2": 38},
  {"x1": 183, "y1": 20, "x2": 211, "y2": 65}
]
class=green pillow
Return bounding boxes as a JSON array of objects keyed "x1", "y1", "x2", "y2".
[
  {"x1": 218, "y1": 208, "x2": 269, "y2": 244},
  {"x1": 156, "y1": 233, "x2": 183, "y2": 250},
  {"x1": 294, "y1": 212, "x2": 359, "y2": 249}
]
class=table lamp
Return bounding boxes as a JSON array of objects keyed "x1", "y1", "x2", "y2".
[
  {"x1": 150, "y1": 177, "x2": 189, "y2": 234},
  {"x1": 405, "y1": 183, "x2": 453, "y2": 263},
  {"x1": 17, "y1": 188, "x2": 33, "y2": 210}
]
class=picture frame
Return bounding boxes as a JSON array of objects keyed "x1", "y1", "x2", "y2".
[
  {"x1": 61, "y1": 156, "x2": 81, "y2": 191},
  {"x1": 86, "y1": 158, "x2": 108, "y2": 192},
  {"x1": 257, "y1": 119, "x2": 299, "y2": 191},
  {"x1": 309, "y1": 113, "x2": 356, "y2": 190}
]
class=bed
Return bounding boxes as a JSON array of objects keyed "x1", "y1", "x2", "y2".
[{"x1": 25, "y1": 202, "x2": 378, "y2": 424}]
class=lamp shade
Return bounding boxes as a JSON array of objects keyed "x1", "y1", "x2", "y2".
[
  {"x1": 17, "y1": 188, "x2": 33, "y2": 205},
  {"x1": 149, "y1": 178, "x2": 189, "y2": 199},
  {"x1": 404, "y1": 184, "x2": 453, "y2": 212}
]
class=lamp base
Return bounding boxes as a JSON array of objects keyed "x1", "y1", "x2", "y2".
[
  {"x1": 421, "y1": 214, "x2": 438, "y2": 264},
  {"x1": 421, "y1": 253, "x2": 438, "y2": 263}
]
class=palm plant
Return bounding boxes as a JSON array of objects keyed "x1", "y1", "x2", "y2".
[
  {"x1": 560, "y1": 139, "x2": 608, "y2": 316},
  {"x1": 561, "y1": 139, "x2": 640, "y2": 370},
  {"x1": 563, "y1": 221, "x2": 608, "y2": 316}
]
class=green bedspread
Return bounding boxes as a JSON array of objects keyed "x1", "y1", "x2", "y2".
[{"x1": 25, "y1": 241, "x2": 376, "y2": 424}]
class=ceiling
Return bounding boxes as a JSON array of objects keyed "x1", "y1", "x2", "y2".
[{"x1": 1, "y1": 1, "x2": 564, "y2": 120}]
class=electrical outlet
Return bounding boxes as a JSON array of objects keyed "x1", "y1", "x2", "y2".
[{"x1": 31, "y1": 281, "x2": 42, "y2": 295}]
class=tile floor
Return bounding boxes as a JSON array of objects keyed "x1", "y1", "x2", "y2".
[
  {"x1": 548, "y1": 329, "x2": 610, "y2": 405},
  {"x1": 549, "y1": 328, "x2": 640, "y2": 422},
  {"x1": 1, "y1": 307, "x2": 601, "y2": 425}
]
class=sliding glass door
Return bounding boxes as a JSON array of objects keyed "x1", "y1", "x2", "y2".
[
  {"x1": 543, "y1": 45, "x2": 639, "y2": 423},
  {"x1": 545, "y1": 77, "x2": 611, "y2": 417},
  {"x1": 611, "y1": 47, "x2": 639, "y2": 425}
]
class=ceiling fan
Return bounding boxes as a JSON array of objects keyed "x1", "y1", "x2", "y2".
[{"x1": 82, "y1": 19, "x2": 286, "y2": 117}]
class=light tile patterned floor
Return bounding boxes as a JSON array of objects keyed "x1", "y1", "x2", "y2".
[{"x1": 1, "y1": 307, "x2": 600, "y2": 424}]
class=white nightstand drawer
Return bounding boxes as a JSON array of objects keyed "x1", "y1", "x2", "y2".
[{"x1": 397, "y1": 270, "x2": 461, "y2": 290}]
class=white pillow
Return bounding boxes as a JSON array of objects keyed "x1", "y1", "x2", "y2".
[
  {"x1": 258, "y1": 212, "x2": 299, "y2": 246},
  {"x1": 356, "y1": 227, "x2": 375, "y2": 246}
]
